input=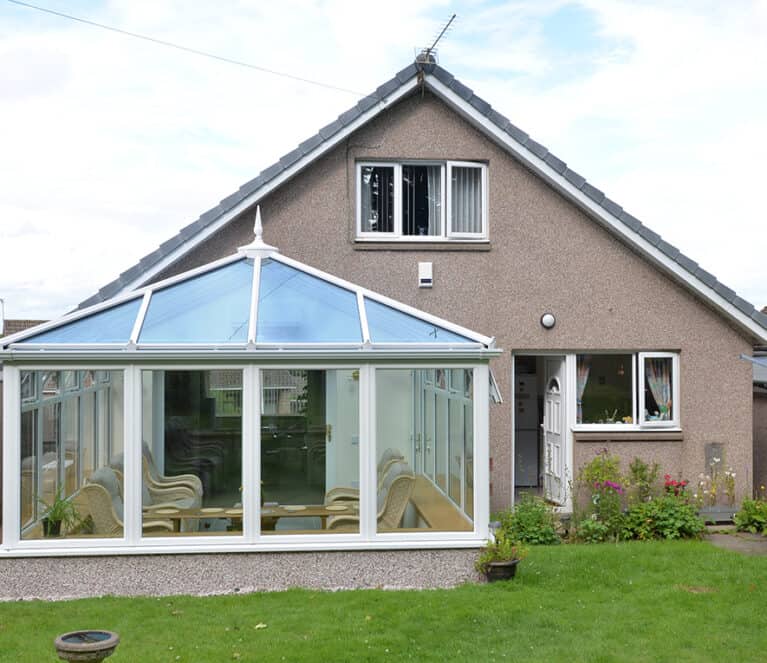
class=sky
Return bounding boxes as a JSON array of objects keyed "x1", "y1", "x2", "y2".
[{"x1": 1, "y1": 0, "x2": 766, "y2": 321}]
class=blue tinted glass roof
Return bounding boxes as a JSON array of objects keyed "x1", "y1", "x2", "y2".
[
  {"x1": 365, "y1": 297, "x2": 474, "y2": 343},
  {"x1": 257, "y1": 260, "x2": 361, "y2": 343},
  {"x1": 139, "y1": 260, "x2": 253, "y2": 343},
  {"x1": 20, "y1": 298, "x2": 142, "y2": 344}
]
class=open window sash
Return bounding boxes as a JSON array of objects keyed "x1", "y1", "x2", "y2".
[{"x1": 638, "y1": 352, "x2": 679, "y2": 428}]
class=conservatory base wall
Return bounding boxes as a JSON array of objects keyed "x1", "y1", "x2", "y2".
[{"x1": 0, "y1": 548, "x2": 479, "y2": 601}]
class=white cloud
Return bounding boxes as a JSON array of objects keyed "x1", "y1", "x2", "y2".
[{"x1": 0, "y1": 0, "x2": 765, "y2": 320}]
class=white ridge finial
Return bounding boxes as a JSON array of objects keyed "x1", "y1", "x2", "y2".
[
  {"x1": 254, "y1": 205, "x2": 263, "y2": 241},
  {"x1": 238, "y1": 205, "x2": 277, "y2": 258}
]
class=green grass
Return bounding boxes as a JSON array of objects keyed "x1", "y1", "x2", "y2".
[{"x1": 2, "y1": 541, "x2": 766, "y2": 662}]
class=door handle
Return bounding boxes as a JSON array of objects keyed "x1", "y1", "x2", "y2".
[{"x1": 325, "y1": 424, "x2": 332, "y2": 443}]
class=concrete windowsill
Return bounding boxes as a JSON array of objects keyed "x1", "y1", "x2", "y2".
[
  {"x1": 573, "y1": 430, "x2": 684, "y2": 443},
  {"x1": 353, "y1": 241, "x2": 491, "y2": 252}
]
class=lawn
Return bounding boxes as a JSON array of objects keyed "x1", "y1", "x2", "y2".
[{"x1": 1, "y1": 540, "x2": 766, "y2": 662}]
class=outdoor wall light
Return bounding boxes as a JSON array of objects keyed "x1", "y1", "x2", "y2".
[{"x1": 540, "y1": 313, "x2": 556, "y2": 329}]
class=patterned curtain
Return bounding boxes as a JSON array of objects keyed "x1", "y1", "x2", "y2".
[
  {"x1": 646, "y1": 358, "x2": 672, "y2": 420},
  {"x1": 576, "y1": 355, "x2": 591, "y2": 424}
]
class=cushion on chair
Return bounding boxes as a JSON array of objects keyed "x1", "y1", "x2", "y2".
[{"x1": 88, "y1": 467, "x2": 124, "y2": 521}]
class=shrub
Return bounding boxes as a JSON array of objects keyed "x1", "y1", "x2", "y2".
[
  {"x1": 627, "y1": 457, "x2": 660, "y2": 502},
  {"x1": 622, "y1": 496, "x2": 704, "y2": 540},
  {"x1": 733, "y1": 499, "x2": 767, "y2": 534},
  {"x1": 498, "y1": 494, "x2": 560, "y2": 545},
  {"x1": 578, "y1": 449, "x2": 622, "y2": 487},
  {"x1": 575, "y1": 517, "x2": 610, "y2": 543}
]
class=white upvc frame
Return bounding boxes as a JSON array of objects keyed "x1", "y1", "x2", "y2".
[
  {"x1": 572, "y1": 353, "x2": 638, "y2": 431},
  {"x1": 1, "y1": 359, "x2": 490, "y2": 556},
  {"x1": 355, "y1": 160, "x2": 488, "y2": 242},
  {"x1": 446, "y1": 161, "x2": 489, "y2": 240},
  {"x1": 638, "y1": 351, "x2": 680, "y2": 428}
]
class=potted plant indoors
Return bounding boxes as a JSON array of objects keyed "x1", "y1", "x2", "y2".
[
  {"x1": 475, "y1": 529, "x2": 528, "y2": 582},
  {"x1": 38, "y1": 485, "x2": 80, "y2": 537}
]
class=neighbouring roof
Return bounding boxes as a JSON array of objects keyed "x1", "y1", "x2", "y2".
[
  {"x1": 80, "y1": 61, "x2": 767, "y2": 343},
  {"x1": 0, "y1": 319, "x2": 46, "y2": 339},
  {"x1": 1, "y1": 235, "x2": 497, "y2": 358}
]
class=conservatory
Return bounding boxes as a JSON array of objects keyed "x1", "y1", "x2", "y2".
[{"x1": 0, "y1": 215, "x2": 499, "y2": 556}]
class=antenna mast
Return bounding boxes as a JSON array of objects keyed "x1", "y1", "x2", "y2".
[{"x1": 416, "y1": 13, "x2": 457, "y2": 64}]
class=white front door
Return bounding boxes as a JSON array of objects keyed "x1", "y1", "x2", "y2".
[{"x1": 542, "y1": 357, "x2": 566, "y2": 504}]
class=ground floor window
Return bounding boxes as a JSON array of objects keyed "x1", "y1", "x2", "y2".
[
  {"x1": 11, "y1": 364, "x2": 483, "y2": 548},
  {"x1": 20, "y1": 370, "x2": 123, "y2": 540},
  {"x1": 576, "y1": 352, "x2": 679, "y2": 428}
]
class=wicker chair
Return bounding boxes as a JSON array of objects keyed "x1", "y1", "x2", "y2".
[
  {"x1": 74, "y1": 467, "x2": 173, "y2": 536},
  {"x1": 327, "y1": 461, "x2": 415, "y2": 531},
  {"x1": 110, "y1": 453, "x2": 201, "y2": 510},
  {"x1": 142, "y1": 443, "x2": 204, "y2": 498},
  {"x1": 324, "y1": 448, "x2": 405, "y2": 504}
]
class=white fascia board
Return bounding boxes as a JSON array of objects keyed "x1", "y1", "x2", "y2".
[
  {"x1": 425, "y1": 76, "x2": 767, "y2": 345},
  {"x1": 115, "y1": 79, "x2": 421, "y2": 296},
  {"x1": 1, "y1": 252, "x2": 245, "y2": 348},
  {"x1": 0, "y1": 348, "x2": 502, "y2": 363},
  {"x1": 272, "y1": 253, "x2": 495, "y2": 346}
]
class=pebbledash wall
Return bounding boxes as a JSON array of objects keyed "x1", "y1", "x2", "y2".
[{"x1": 147, "y1": 90, "x2": 754, "y2": 509}]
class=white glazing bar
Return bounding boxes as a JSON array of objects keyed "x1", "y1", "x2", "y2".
[
  {"x1": 2, "y1": 366, "x2": 21, "y2": 548},
  {"x1": 242, "y1": 365, "x2": 259, "y2": 541},
  {"x1": 129, "y1": 291, "x2": 152, "y2": 344},
  {"x1": 123, "y1": 366, "x2": 141, "y2": 546},
  {"x1": 472, "y1": 364, "x2": 490, "y2": 540},
  {"x1": 357, "y1": 291, "x2": 370, "y2": 344},
  {"x1": 360, "y1": 365, "x2": 376, "y2": 540},
  {"x1": 247, "y1": 256, "x2": 262, "y2": 345}
]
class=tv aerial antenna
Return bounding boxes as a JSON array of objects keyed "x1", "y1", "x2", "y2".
[{"x1": 416, "y1": 13, "x2": 457, "y2": 64}]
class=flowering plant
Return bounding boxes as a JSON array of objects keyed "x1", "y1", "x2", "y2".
[{"x1": 664, "y1": 474, "x2": 689, "y2": 497}]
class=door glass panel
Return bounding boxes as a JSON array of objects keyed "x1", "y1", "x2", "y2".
[
  {"x1": 262, "y1": 369, "x2": 359, "y2": 534},
  {"x1": 141, "y1": 370, "x2": 244, "y2": 538},
  {"x1": 375, "y1": 369, "x2": 474, "y2": 533}
]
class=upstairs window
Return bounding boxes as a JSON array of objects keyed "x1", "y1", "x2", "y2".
[{"x1": 357, "y1": 161, "x2": 487, "y2": 240}]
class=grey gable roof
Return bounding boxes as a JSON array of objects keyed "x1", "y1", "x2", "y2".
[{"x1": 80, "y1": 61, "x2": 767, "y2": 335}]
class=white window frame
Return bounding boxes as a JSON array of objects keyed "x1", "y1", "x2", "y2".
[
  {"x1": 446, "y1": 161, "x2": 488, "y2": 240},
  {"x1": 572, "y1": 352, "x2": 680, "y2": 432},
  {"x1": 638, "y1": 352, "x2": 680, "y2": 428},
  {"x1": 356, "y1": 161, "x2": 487, "y2": 242},
  {"x1": 2, "y1": 360, "x2": 489, "y2": 556}
]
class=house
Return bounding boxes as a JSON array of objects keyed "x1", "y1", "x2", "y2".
[
  {"x1": 2, "y1": 56, "x2": 766, "y2": 577},
  {"x1": 753, "y1": 311, "x2": 767, "y2": 492}
]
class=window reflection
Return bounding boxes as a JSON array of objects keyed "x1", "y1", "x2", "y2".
[{"x1": 261, "y1": 369, "x2": 360, "y2": 534}]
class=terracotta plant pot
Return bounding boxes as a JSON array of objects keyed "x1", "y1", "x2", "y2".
[
  {"x1": 484, "y1": 559, "x2": 520, "y2": 582},
  {"x1": 54, "y1": 630, "x2": 120, "y2": 662}
]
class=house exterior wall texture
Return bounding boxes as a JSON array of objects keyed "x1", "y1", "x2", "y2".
[
  {"x1": 156, "y1": 91, "x2": 754, "y2": 511},
  {"x1": 754, "y1": 391, "x2": 767, "y2": 494}
]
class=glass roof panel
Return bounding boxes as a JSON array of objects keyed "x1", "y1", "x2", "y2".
[
  {"x1": 365, "y1": 297, "x2": 475, "y2": 343},
  {"x1": 139, "y1": 260, "x2": 253, "y2": 343},
  {"x1": 19, "y1": 298, "x2": 142, "y2": 344},
  {"x1": 257, "y1": 260, "x2": 361, "y2": 343}
]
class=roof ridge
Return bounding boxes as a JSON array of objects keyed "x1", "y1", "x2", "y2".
[{"x1": 79, "y1": 62, "x2": 767, "y2": 337}]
